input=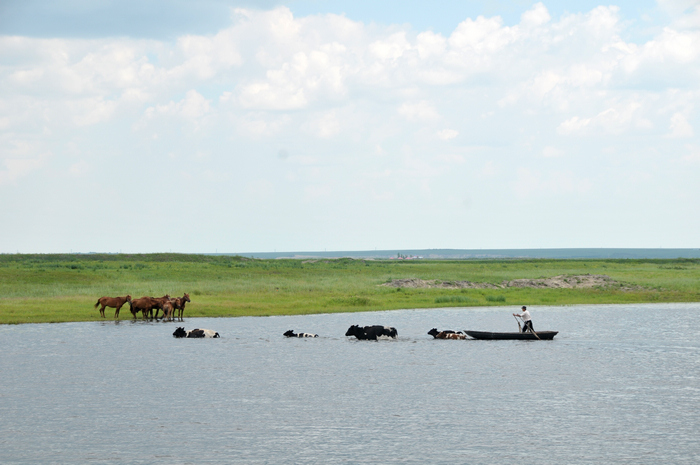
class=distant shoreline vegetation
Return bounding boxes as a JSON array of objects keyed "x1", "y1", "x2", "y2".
[
  {"x1": 1, "y1": 253, "x2": 699, "y2": 324},
  {"x1": 229, "y1": 248, "x2": 700, "y2": 260}
]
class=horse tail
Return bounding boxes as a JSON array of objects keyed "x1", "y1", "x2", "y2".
[{"x1": 94, "y1": 299, "x2": 100, "y2": 308}]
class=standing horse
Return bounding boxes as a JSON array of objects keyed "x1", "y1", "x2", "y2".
[
  {"x1": 172, "y1": 293, "x2": 191, "y2": 321},
  {"x1": 150, "y1": 295, "x2": 171, "y2": 320},
  {"x1": 161, "y1": 300, "x2": 175, "y2": 321},
  {"x1": 94, "y1": 295, "x2": 132, "y2": 319},
  {"x1": 129, "y1": 295, "x2": 169, "y2": 319}
]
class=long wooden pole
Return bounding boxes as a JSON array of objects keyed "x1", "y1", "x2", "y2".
[{"x1": 515, "y1": 315, "x2": 542, "y2": 340}]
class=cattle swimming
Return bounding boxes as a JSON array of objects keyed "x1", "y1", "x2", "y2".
[
  {"x1": 427, "y1": 328, "x2": 467, "y2": 340},
  {"x1": 283, "y1": 330, "x2": 318, "y2": 338},
  {"x1": 345, "y1": 325, "x2": 398, "y2": 340},
  {"x1": 173, "y1": 327, "x2": 220, "y2": 338}
]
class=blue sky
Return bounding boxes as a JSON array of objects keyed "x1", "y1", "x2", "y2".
[
  {"x1": 1, "y1": 0, "x2": 699, "y2": 253},
  {"x1": 0, "y1": 0, "x2": 665, "y2": 39}
]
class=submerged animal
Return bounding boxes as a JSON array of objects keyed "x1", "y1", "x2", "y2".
[
  {"x1": 173, "y1": 327, "x2": 220, "y2": 338},
  {"x1": 428, "y1": 328, "x2": 467, "y2": 340},
  {"x1": 283, "y1": 330, "x2": 318, "y2": 338},
  {"x1": 345, "y1": 325, "x2": 398, "y2": 340}
]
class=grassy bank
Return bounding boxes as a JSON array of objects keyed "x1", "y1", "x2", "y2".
[{"x1": 1, "y1": 254, "x2": 699, "y2": 324}]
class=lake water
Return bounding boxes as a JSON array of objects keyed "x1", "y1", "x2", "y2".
[{"x1": 1, "y1": 303, "x2": 699, "y2": 464}]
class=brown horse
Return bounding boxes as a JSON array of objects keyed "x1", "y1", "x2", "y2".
[
  {"x1": 150, "y1": 295, "x2": 171, "y2": 320},
  {"x1": 171, "y1": 293, "x2": 191, "y2": 321},
  {"x1": 128, "y1": 296, "x2": 153, "y2": 319},
  {"x1": 94, "y1": 295, "x2": 132, "y2": 319},
  {"x1": 129, "y1": 295, "x2": 169, "y2": 319},
  {"x1": 162, "y1": 300, "x2": 175, "y2": 321}
]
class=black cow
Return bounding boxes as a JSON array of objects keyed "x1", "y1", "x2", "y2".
[
  {"x1": 283, "y1": 330, "x2": 318, "y2": 338},
  {"x1": 345, "y1": 325, "x2": 398, "y2": 340},
  {"x1": 173, "y1": 327, "x2": 220, "y2": 338},
  {"x1": 428, "y1": 328, "x2": 467, "y2": 340}
]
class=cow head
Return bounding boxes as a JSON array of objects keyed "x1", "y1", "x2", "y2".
[
  {"x1": 345, "y1": 325, "x2": 361, "y2": 337},
  {"x1": 173, "y1": 327, "x2": 187, "y2": 338},
  {"x1": 283, "y1": 330, "x2": 295, "y2": 337},
  {"x1": 427, "y1": 328, "x2": 439, "y2": 338}
]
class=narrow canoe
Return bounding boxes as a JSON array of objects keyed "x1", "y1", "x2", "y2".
[{"x1": 465, "y1": 330, "x2": 558, "y2": 340}]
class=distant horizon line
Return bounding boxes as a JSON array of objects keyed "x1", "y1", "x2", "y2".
[{"x1": 4, "y1": 247, "x2": 700, "y2": 260}]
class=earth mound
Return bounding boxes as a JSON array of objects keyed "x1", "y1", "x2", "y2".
[{"x1": 381, "y1": 274, "x2": 637, "y2": 290}]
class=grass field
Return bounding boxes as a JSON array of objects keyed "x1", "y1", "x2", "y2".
[{"x1": 1, "y1": 253, "x2": 699, "y2": 324}]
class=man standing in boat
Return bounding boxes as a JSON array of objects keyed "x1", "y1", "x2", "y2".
[{"x1": 513, "y1": 306, "x2": 534, "y2": 332}]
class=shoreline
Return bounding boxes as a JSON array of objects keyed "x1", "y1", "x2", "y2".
[{"x1": 1, "y1": 254, "x2": 698, "y2": 324}]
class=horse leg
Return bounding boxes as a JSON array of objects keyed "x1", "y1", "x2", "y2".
[
  {"x1": 99, "y1": 305, "x2": 106, "y2": 318},
  {"x1": 114, "y1": 304, "x2": 121, "y2": 319}
]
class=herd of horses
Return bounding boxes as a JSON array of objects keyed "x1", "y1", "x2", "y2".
[{"x1": 94, "y1": 293, "x2": 191, "y2": 321}]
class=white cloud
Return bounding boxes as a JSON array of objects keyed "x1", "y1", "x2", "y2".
[
  {"x1": 398, "y1": 101, "x2": 440, "y2": 121},
  {"x1": 369, "y1": 32, "x2": 411, "y2": 62},
  {"x1": 520, "y1": 3, "x2": 551, "y2": 28},
  {"x1": 542, "y1": 146, "x2": 563, "y2": 158},
  {"x1": 437, "y1": 129, "x2": 458, "y2": 140},
  {"x1": 138, "y1": 90, "x2": 211, "y2": 130},
  {"x1": 0, "y1": 140, "x2": 50, "y2": 185},
  {"x1": 305, "y1": 111, "x2": 341, "y2": 138},
  {"x1": 668, "y1": 112, "x2": 694, "y2": 137},
  {"x1": 415, "y1": 31, "x2": 447, "y2": 59},
  {"x1": 557, "y1": 100, "x2": 653, "y2": 135}
]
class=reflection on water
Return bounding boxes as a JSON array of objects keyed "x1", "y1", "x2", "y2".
[{"x1": 1, "y1": 303, "x2": 699, "y2": 464}]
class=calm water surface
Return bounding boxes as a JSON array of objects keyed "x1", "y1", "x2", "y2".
[{"x1": 1, "y1": 303, "x2": 699, "y2": 464}]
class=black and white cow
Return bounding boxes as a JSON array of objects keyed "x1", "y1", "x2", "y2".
[
  {"x1": 427, "y1": 328, "x2": 467, "y2": 340},
  {"x1": 345, "y1": 325, "x2": 398, "y2": 340},
  {"x1": 173, "y1": 327, "x2": 220, "y2": 338},
  {"x1": 283, "y1": 330, "x2": 318, "y2": 338}
]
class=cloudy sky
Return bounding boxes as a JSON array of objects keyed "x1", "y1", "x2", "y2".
[{"x1": 1, "y1": 0, "x2": 699, "y2": 254}]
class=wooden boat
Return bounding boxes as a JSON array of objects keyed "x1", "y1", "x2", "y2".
[{"x1": 465, "y1": 330, "x2": 558, "y2": 340}]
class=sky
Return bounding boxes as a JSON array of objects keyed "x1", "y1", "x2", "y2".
[{"x1": 1, "y1": 0, "x2": 699, "y2": 254}]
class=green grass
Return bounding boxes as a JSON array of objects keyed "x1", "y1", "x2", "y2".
[
  {"x1": 434, "y1": 295, "x2": 481, "y2": 304},
  {"x1": 1, "y1": 253, "x2": 699, "y2": 324}
]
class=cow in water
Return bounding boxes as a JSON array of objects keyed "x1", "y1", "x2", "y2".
[
  {"x1": 427, "y1": 328, "x2": 467, "y2": 340},
  {"x1": 283, "y1": 330, "x2": 318, "y2": 338},
  {"x1": 173, "y1": 327, "x2": 220, "y2": 338},
  {"x1": 345, "y1": 325, "x2": 398, "y2": 340}
]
